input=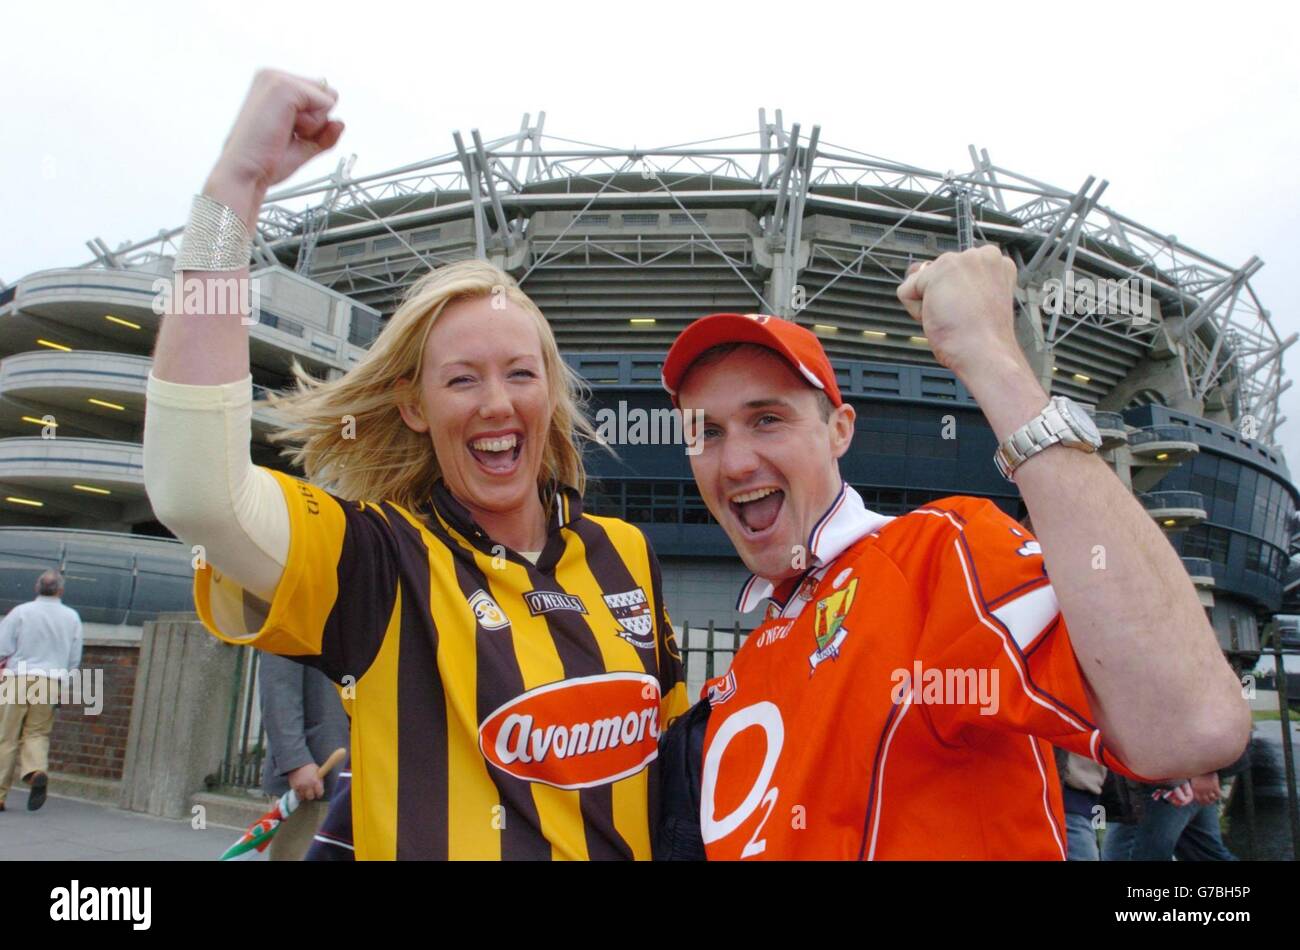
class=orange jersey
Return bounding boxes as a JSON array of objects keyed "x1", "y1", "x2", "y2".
[{"x1": 700, "y1": 486, "x2": 1142, "y2": 860}]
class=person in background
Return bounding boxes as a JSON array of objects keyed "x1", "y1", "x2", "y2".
[
  {"x1": 1171, "y1": 770, "x2": 1239, "y2": 861},
  {"x1": 0, "y1": 570, "x2": 84, "y2": 813},
  {"x1": 1102, "y1": 768, "x2": 1239, "y2": 861},
  {"x1": 1056, "y1": 748, "x2": 1106, "y2": 860},
  {"x1": 259, "y1": 652, "x2": 350, "y2": 860}
]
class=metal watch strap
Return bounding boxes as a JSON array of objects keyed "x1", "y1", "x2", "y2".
[{"x1": 995, "y1": 398, "x2": 1076, "y2": 480}]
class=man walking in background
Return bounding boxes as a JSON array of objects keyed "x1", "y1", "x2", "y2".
[
  {"x1": 0, "y1": 570, "x2": 84, "y2": 813},
  {"x1": 259, "y1": 652, "x2": 349, "y2": 860}
]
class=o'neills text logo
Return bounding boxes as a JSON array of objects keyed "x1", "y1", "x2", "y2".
[
  {"x1": 524, "y1": 590, "x2": 587, "y2": 616},
  {"x1": 479, "y1": 672, "x2": 661, "y2": 789}
]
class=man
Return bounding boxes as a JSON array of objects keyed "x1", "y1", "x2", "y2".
[
  {"x1": 0, "y1": 570, "x2": 84, "y2": 813},
  {"x1": 1103, "y1": 755, "x2": 1246, "y2": 861},
  {"x1": 259, "y1": 652, "x2": 350, "y2": 860},
  {"x1": 654, "y1": 246, "x2": 1250, "y2": 859}
]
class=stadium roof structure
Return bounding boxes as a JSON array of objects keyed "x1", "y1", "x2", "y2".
[{"x1": 73, "y1": 110, "x2": 1293, "y2": 446}]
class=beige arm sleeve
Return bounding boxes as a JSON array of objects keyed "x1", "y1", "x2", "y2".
[{"x1": 142, "y1": 373, "x2": 290, "y2": 602}]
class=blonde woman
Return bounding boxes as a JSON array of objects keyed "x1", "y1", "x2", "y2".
[{"x1": 144, "y1": 70, "x2": 687, "y2": 860}]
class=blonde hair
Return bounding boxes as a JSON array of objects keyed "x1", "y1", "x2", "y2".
[{"x1": 264, "y1": 259, "x2": 598, "y2": 511}]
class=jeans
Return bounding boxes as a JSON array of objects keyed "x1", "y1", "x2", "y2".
[
  {"x1": 1065, "y1": 811, "x2": 1100, "y2": 860},
  {"x1": 1173, "y1": 804, "x2": 1238, "y2": 861},
  {"x1": 1102, "y1": 797, "x2": 1236, "y2": 861}
]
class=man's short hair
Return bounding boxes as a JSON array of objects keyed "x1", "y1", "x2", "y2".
[
  {"x1": 684, "y1": 342, "x2": 835, "y2": 422},
  {"x1": 36, "y1": 569, "x2": 63, "y2": 596}
]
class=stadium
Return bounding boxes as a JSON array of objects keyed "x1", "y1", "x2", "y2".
[{"x1": 1, "y1": 110, "x2": 1296, "y2": 693}]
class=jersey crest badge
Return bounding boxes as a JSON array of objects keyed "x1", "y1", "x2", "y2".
[
  {"x1": 706, "y1": 670, "x2": 737, "y2": 706},
  {"x1": 809, "y1": 577, "x2": 857, "y2": 672},
  {"x1": 604, "y1": 587, "x2": 655, "y2": 649},
  {"x1": 468, "y1": 589, "x2": 510, "y2": 631}
]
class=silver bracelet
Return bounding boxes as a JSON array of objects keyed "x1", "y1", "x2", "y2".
[{"x1": 174, "y1": 194, "x2": 253, "y2": 271}]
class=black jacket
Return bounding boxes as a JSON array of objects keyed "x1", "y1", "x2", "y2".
[{"x1": 652, "y1": 699, "x2": 710, "y2": 861}]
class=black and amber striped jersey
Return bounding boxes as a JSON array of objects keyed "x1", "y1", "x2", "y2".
[{"x1": 195, "y1": 469, "x2": 689, "y2": 860}]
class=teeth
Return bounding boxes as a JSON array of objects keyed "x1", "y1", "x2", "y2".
[
  {"x1": 730, "y1": 487, "x2": 778, "y2": 504},
  {"x1": 471, "y1": 434, "x2": 518, "y2": 452}
]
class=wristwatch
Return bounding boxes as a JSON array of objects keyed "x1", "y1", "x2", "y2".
[{"x1": 994, "y1": 396, "x2": 1102, "y2": 480}]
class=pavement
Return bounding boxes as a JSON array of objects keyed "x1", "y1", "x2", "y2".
[{"x1": 0, "y1": 788, "x2": 266, "y2": 861}]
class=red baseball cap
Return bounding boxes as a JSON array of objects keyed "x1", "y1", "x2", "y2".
[{"x1": 661, "y1": 313, "x2": 843, "y2": 408}]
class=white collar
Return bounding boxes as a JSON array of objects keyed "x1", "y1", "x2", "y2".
[{"x1": 736, "y1": 483, "x2": 893, "y2": 614}]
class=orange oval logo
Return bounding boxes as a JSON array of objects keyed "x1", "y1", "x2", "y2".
[{"x1": 479, "y1": 672, "x2": 662, "y2": 789}]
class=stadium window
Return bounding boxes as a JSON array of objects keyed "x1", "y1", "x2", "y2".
[
  {"x1": 850, "y1": 223, "x2": 886, "y2": 241},
  {"x1": 625, "y1": 481, "x2": 654, "y2": 523},
  {"x1": 1246, "y1": 538, "x2": 1263, "y2": 572},
  {"x1": 348, "y1": 308, "x2": 382, "y2": 348},
  {"x1": 1182, "y1": 526, "x2": 1210, "y2": 560},
  {"x1": 1207, "y1": 527, "x2": 1230, "y2": 565},
  {"x1": 872, "y1": 488, "x2": 907, "y2": 514}
]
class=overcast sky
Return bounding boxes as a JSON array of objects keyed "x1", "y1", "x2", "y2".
[{"x1": 3, "y1": 0, "x2": 1298, "y2": 471}]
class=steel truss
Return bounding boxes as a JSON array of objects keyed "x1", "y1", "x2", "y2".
[{"x1": 79, "y1": 110, "x2": 1291, "y2": 444}]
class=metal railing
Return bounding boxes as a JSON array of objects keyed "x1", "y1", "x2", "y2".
[
  {"x1": 678, "y1": 620, "x2": 749, "y2": 693},
  {"x1": 1130, "y1": 425, "x2": 1196, "y2": 446},
  {"x1": 215, "y1": 645, "x2": 266, "y2": 791},
  {"x1": 1140, "y1": 490, "x2": 1207, "y2": 512},
  {"x1": 1090, "y1": 410, "x2": 1126, "y2": 432}
]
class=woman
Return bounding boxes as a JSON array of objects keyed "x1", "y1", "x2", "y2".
[{"x1": 144, "y1": 70, "x2": 687, "y2": 860}]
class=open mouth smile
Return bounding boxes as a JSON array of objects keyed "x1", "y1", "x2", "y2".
[
  {"x1": 728, "y1": 486, "x2": 786, "y2": 537},
  {"x1": 468, "y1": 432, "x2": 523, "y2": 476}
]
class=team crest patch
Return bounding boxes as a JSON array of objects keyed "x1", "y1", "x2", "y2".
[
  {"x1": 809, "y1": 577, "x2": 858, "y2": 672},
  {"x1": 706, "y1": 670, "x2": 737, "y2": 706},
  {"x1": 524, "y1": 590, "x2": 588, "y2": 616},
  {"x1": 468, "y1": 589, "x2": 510, "y2": 631},
  {"x1": 604, "y1": 587, "x2": 655, "y2": 649}
]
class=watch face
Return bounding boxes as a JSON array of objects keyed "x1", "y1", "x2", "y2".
[{"x1": 1061, "y1": 399, "x2": 1102, "y2": 446}]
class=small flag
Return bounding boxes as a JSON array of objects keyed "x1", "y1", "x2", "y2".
[{"x1": 219, "y1": 747, "x2": 346, "y2": 861}]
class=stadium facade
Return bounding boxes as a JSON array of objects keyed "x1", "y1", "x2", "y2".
[{"x1": 2, "y1": 111, "x2": 1296, "y2": 676}]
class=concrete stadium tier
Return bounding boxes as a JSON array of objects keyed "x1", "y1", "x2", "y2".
[{"x1": 0, "y1": 350, "x2": 284, "y2": 442}]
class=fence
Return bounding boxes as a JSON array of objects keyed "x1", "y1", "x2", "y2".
[
  {"x1": 215, "y1": 645, "x2": 266, "y2": 791},
  {"x1": 678, "y1": 620, "x2": 749, "y2": 697}
]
